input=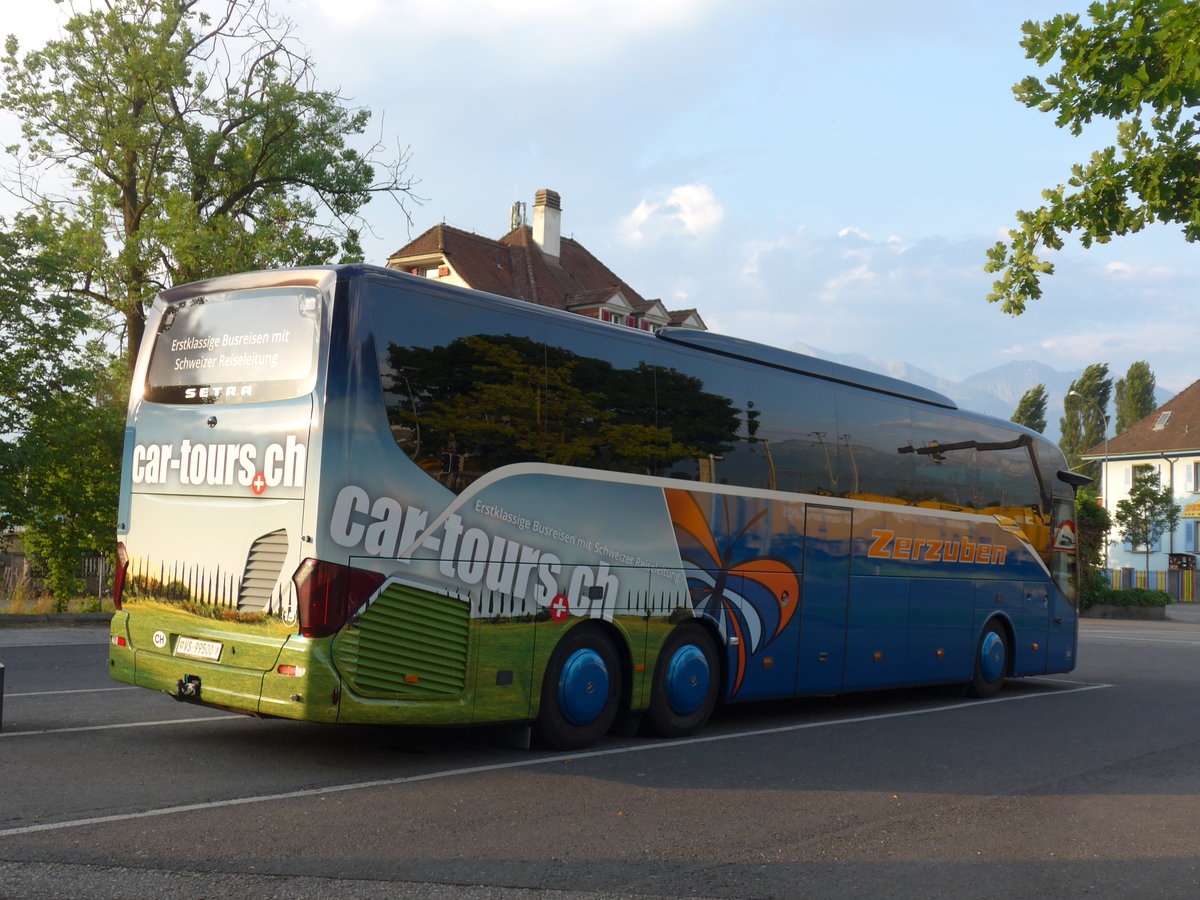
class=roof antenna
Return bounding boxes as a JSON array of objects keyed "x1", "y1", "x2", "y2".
[{"x1": 510, "y1": 200, "x2": 527, "y2": 230}]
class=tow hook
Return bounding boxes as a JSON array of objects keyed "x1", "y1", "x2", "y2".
[{"x1": 175, "y1": 675, "x2": 201, "y2": 702}]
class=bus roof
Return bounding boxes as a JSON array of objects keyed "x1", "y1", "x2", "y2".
[
  {"x1": 157, "y1": 264, "x2": 959, "y2": 412},
  {"x1": 656, "y1": 327, "x2": 958, "y2": 410}
]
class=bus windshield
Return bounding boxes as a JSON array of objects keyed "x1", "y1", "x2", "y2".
[{"x1": 145, "y1": 287, "x2": 321, "y2": 405}]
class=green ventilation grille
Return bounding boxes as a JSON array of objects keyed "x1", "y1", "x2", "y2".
[{"x1": 333, "y1": 582, "x2": 470, "y2": 698}]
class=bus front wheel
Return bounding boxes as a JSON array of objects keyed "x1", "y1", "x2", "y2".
[
  {"x1": 646, "y1": 623, "x2": 720, "y2": 738},
  {"x1": 966, "y1": 622, "x2": 1010, "y2": 698},
  {"x1": 534, "y1": 626, "x2": 623, "y2": 750}
]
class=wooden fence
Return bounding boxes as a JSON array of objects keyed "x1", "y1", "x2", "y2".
[{"x1": 1107, "y1": 568, "x2": 1197, "y2": 602}]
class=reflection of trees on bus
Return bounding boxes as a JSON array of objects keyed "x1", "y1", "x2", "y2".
[
  {"x1": 377, "y1": 329, "x2": 1051, "y2": 521},
  {"x1": 382, "y1": 334, "x2": 740, "y2": 491}
]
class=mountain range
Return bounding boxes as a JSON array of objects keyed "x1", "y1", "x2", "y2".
[{"x1": 788, "y1": 343, "x2": 1172, "y2": 444}]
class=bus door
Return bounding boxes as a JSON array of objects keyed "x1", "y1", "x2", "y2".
[{"x1": 796, "y1": 506, "x2": 851, "y2": 695}]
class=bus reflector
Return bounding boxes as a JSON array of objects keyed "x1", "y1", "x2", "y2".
[
  {"x1": 292, "y1": 559, "x2": 386, "y2": 639},
  {"x1": 404, "y1": 674, "x2": 420, "y2": 683},
  {"x1": 113, "y1": 542, "x2": 130, "y2": 610},
  {"x1": 111, "y1": 635, "x2": 127, "y2": 647}
]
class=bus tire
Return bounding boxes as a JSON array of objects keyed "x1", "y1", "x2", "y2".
[
  {"x1": 646, "y1": 623, "x2": 720, "y2": 739},
  {"x1": 534, "y1": 626, "x2": 622, "y2": 751},
  {"x1": 966, "y1": 621, "x2": 1010, "y2": 699}
]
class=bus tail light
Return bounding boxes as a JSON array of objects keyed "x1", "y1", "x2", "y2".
[
  {"x1": 113, "y1": 543, "x2": 130, "y2": 610},
  {"x1": 292, "y1": 558, "x2": 385, "y2": 639}
]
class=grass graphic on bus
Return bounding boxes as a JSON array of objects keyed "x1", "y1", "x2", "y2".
[{"x1": 121, "y1": 563, "x2": 296, "y2": 637}]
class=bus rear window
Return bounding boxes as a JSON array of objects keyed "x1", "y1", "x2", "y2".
[{"x1": 145, "y1": 288, "x2": 320, "y2": 404}]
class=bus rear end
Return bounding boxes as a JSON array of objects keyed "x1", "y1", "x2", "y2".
[{"x1": 109, "y1": 269, "x2": 338, "y2": 721}]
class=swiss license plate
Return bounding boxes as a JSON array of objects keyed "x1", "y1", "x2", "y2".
[{"x1": 174, "y1": 636, "x2": 223, "y2": 662}]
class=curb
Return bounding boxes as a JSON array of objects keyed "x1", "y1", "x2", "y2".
[{"x1": 0, "y1": 613, "x2": 114, "y2": 627}]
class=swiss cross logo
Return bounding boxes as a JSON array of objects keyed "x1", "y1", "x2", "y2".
[
  {"x1": 549, "y1": 593, "x2": 569, "y2": 622},
  {"x1": 250, "y1": 472, "x2": 267, "y2": 496}
]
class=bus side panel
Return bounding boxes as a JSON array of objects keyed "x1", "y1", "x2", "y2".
[
  {"x1": 905, "y1": 578, "x2": 974, "y2": 684},
  {"x1": 469, "y1": 562, "x2": 539, "y2": 725},
  {"x1": 716, "y1": 572, "x2": 801, "y2": 701},
  {"x1": 844, "y1": 576, "x2": 910, "y2": 689},
  {"x1": 797, "y1": 506, "x2": 851, "y2": 695}
]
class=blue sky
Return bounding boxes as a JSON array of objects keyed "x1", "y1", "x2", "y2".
[{"x1": 4, "y1": 0, "x2": 1198, "y2": 396}]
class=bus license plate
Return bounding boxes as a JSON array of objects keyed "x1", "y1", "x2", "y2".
[{"x1": 175, "y1": 636, "x2": 223, "y2": 661}]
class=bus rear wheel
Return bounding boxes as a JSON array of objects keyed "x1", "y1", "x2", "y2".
[
  {"x1": 646, "y1": 623, "x2": 720, "y2": 738},
  {"x1": 966, "y1": 622, "x2": 1010, "y2": 698},
  {"x1": 534, "y1": 627, "x2": 623, "y2": 750}
]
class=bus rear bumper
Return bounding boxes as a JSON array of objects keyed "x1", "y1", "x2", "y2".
[{"x1": 107, "y1": 616, "x2": 339, "y2": 723}]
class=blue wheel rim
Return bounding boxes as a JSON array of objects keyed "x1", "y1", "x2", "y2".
[
  {"x1": 979, "y1": 630, "x2": 1006, "y2": 683},
  {"x1": 666, "y1": 644, "x2": 710, "y2": 716},
  {"x1": 558, "y1": 648, "x2": 610, "y2": 726}
]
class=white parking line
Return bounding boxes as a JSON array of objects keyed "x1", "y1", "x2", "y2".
[
  {"x1": 0, "y1": 680, "x2": 1111, "y2": 838},
  {"x1": 0, "y1": 714, "x2": 242, "y2": 739},
  {"x1": 1080, "y1": 631, "x2": 1200, "y2": 646},
  {"x1": 6, "y1": 687, "x2": 140, "y2": 698}
]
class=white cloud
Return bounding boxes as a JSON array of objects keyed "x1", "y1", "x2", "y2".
[
  {"x1": 302, "y1": 0, "x2": 719, "y2": 60},
  {"x1": 1103, "y1": 260, "x2": 1176, "y2": 280},
  {"x1": 818, "y1": 264, "x2": 875, "y2": 303},
  {"x1": 1040, "y1": 321, "x2": 1196, "y2": 362},
  {"x1": 619, "y1": 184, "x2": 724, "y2": 243}
]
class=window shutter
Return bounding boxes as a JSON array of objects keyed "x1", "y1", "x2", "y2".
[
  {"x1": 1186, "y1": 523, "x2": 1195, "y2": 553},
  {"x1": 1186, "y1": 463, "x2": 1195, "y2": 493},
  {"x1": 1125, "y1": 466, "x2": 1133, "y2": 487}
]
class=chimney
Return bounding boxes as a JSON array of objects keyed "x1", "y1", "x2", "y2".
[{"x1": 532, "y1": 188, "x2": 561, "y2": 260}]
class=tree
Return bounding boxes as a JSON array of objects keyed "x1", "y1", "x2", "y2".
[
  {"x1": 1060, "y1": 363, "x2": 1112, "y2": 477},
  {"x1": 1114, "y1": 466, "x2": 1180, "y2": 579},
  {"x1": 1011, "y1": 383, "x2": 1048, "y2": 433},
  {"x1": 1, "y1": 0, "x2": 417, "y2": 369},
  {"x1": 1076, "y1": 489, "x2": 1113, "y2": 607},
  {"x1": 2, "y1": 355, "x2": 126, "y2": 607},
  {"x1": 0, "y1": 212, "x2": 98, "y2": 439},
  {"x1": 1114, "y1": 360, "x2": 1158, "y2": 433},
  {"x1": 984, "y1": 0, "x2": 1200, "y2": 314}
]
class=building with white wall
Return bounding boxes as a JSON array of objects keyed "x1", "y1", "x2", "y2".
[{"x1": 1081, "y1": 379, "x2": 1200, "y2": 575}]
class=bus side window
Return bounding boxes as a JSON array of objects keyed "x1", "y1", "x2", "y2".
[
  {"x1": 835, "y1": 392, "x2": 914, "y2": 502},
  {"x1": 744, "y1": 370, "x2": 840, "y2": 496},
  {"x1": 370, "y1": 288, "x2": 546, "y2": 492},
  {"x1": 655, "y1": 354, "x2": 760, "y2": 489}
]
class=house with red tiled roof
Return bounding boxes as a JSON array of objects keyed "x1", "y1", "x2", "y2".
[
  {"x1": 1081, "y1": 379, "x2": 1200, "y2": 577},
  {"x1": 385, "y1": 189, "x2": 705, "y2": 332}
]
